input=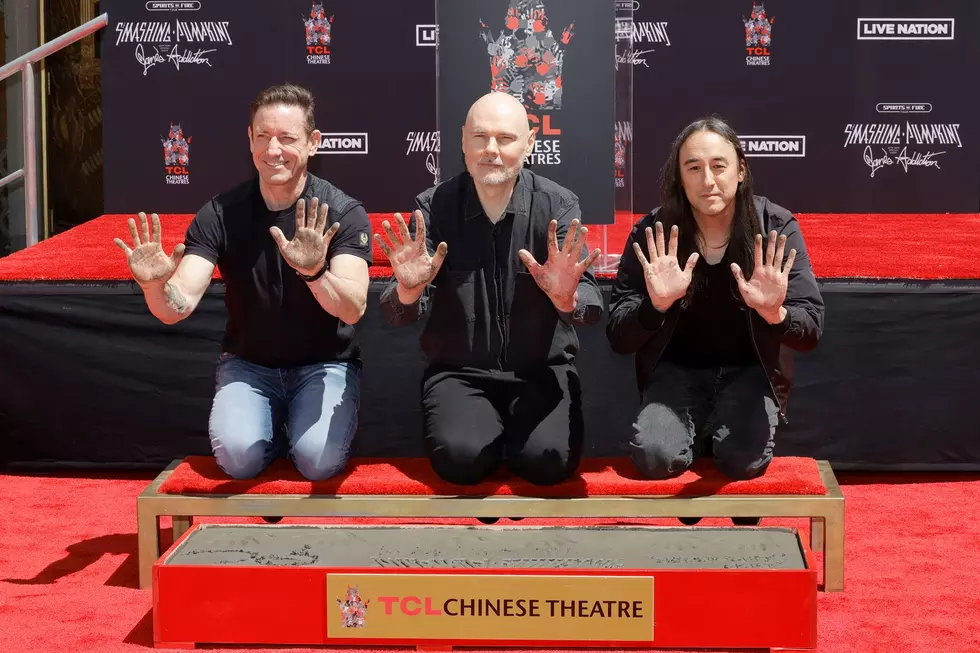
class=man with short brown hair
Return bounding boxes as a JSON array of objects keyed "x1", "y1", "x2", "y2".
[{"x1": 113, "y1": 83, "x2": 372, "y2": 482}]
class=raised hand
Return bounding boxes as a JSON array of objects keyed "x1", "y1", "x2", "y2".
[
  {"x1": 519, "y1": 219, "x2": 600, "y2": 313},
  {"x1": 374, "y1": 210, "x2": 447, "y2": 290},
  {"x1": 114, "y1": 212, "x2": 185, "y2": 286},
  {"x1": 270, "y1": 197, "x2": 339, "y2": 276},
  {"x1": 731, "y1": 230, "x2": 796, "y2": 322},
  {"x1": 633, "y1": 222, "x2": 699, "y2": 312}
]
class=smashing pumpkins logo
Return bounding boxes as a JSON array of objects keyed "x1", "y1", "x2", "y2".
[{"x1": 480, "y1": 0, "x2": 574, "y2": 111}]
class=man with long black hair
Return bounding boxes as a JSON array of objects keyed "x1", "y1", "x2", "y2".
[{"x1": 606, "y1": 117, "x2": 824, "y2": 514}]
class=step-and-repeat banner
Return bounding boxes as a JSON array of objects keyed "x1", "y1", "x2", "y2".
[{"x1": 102, "y1": 0, "x2": 980, "y2": 218}]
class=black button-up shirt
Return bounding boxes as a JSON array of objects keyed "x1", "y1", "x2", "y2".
[{"x1": 380, "y1": 169, "x2": 603, "y2": 373}]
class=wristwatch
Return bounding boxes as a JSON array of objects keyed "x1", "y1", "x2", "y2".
[{"x1": 296, "y1": 263, "x2": 327, "y2": 282}]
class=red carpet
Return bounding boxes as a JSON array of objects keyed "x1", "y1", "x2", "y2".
[
  {"x1": 158, "y1": 455, "x2": 826, "y2": 496},
  {"x1": 1, "y1": 212, "x2": 979, "y2": 281},
  {"x1": 1, "y1": 469, "x2": 979, "y2": 652}
]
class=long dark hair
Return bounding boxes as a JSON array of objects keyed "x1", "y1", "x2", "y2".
[{"x1": 656, "y1": 116, "x2": 761, "y2": 307}]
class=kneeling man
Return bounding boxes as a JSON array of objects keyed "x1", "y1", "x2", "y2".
[{"x1": 377, "y1": 92, "x2": 602, "y2": 489}]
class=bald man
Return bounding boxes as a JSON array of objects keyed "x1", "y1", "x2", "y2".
[{"x1": 377, "y1": 92, "x2": 603, "y2": 493}]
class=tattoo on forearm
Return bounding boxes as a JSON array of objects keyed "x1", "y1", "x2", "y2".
[{"x1": 164, "y1": 282, "x2": 188, "y2": 314}]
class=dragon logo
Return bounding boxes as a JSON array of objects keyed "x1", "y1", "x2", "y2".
[
  {"x1": 743, "y1": 2, "x2": 773, "y2": 48},
  {"x1": 304, "y1": 1, "x2": 333, "y2": 49},
  {"x1": 479, "y1": 0, "x2": 574, "y2": 110},
  {"x1": 614, "y1": 120, "x2": 631, "y2": 187},
  {"x1": 614, "y1": 132, "x2": 626, "y2": 172},
  {"x1": 162, "y1": 123, "x2": 190, "y2": 167},
  {"x1": 336, "y1": 586, "x2": 369, "y2": 628}
]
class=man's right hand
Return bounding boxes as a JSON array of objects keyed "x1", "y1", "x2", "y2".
[
  {"x1": 632, "y1": 221, "x2": 699, "y2": 312},
  {"x1": 374, "y1": 210, "x2": 447, "y2": 300},
  {"x1": 114, "y1": 212, "x2": 185, "y2": 286}
]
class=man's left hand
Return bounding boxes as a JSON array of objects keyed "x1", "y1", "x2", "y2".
[
  {"x1": 519, "y1": 219, "x2": 601, "y2": 313},
  {"x1": 731, "y1": 230, "x2": 796, "y2": 324},
  {"x1": 270, "y1": 197, "x2": 340, "y2": 276}
]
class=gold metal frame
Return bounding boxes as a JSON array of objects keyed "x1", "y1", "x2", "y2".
[{"x1": 137, "y1": 460, "x2": 845, "y2": 592}]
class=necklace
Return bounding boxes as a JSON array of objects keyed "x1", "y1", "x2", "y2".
[{"x1": 699, "y1": 234, "x2": 731, "y2": 250}]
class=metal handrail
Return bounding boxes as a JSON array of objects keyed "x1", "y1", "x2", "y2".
[{"x1": 0, "y1": 13, "x2": 108, "y2": 248}]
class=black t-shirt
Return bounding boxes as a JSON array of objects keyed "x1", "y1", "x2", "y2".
[
  {"x1": 183, "y1": 173, "x2": 373, "y2": 368},
  {"x1": 660, "y1": 254, "x2": 758, "y2": 368}
]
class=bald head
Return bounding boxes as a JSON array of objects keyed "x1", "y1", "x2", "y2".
[
  {"x1": 462, "y1": 92, "x2": 535, "y2": 187},
  {"x1": 464, "y1": 92, "x2": 531, "y2": 138}
]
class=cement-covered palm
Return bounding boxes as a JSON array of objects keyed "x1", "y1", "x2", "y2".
[
  {"x1": 633, "y1": 222, "x2": 699, "y2": 311},
  {"x1": 114, "y1": 212, "x2": 184, "y2": 285},
  {"x1": 374, "y1": 210, "x2": 447, "y2": 290},
  {"x1": 731, "y1": 231, "x2": 796, "y2": 317},
  {"x1": 270, "y1": 197, "x2": 339, "y2": 276},
  {"x1": 519, "y1": 219, "x2": 600, "y2": 312}
]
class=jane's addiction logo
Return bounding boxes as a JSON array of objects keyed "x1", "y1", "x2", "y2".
[
  {"x1": 480, "y1": 0, "x2": 574, "y2": 110},
  {"x1": 304, "y1": 1, "x2": 333, "y2": 64},
  {"x1": 337, "y1": 586, "x2": 368, "y2": 628},
  {"x1": 743, "y1": 2, "x2": 773, "y2": 66},
  {"x1": 115, "y1": 20, "x2": 232, "y2": 75},
  {"x1": 844, "y1": 106, "x2": 962, "y2": 178},
  {"x1": 162, "y1": 122, "x2": 190, "y2": 185}
]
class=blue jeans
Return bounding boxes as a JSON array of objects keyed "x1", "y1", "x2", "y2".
[
  {"x1": 630, "y1": 361, "x2": 778, "y2": 480},
  {"x1": 208, "y1": 353, "x2": 361, "y2": 480}
]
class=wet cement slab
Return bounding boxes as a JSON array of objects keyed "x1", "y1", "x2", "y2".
[{"x1": 166, "y1": 525, "x2": 807, "y2": 570}]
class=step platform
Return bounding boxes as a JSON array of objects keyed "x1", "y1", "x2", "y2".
[{"x1": 152, "y1": 524, "x2": 817, "y2": 650}]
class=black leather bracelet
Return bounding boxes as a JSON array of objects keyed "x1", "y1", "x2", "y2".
[{"x1": 296, "y1": 263, "x2": 328, "y2": 282}]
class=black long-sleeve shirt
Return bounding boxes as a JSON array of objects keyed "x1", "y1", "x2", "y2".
[
  {"x1": 380, "y1": 169, "x2": 603, "y2": 374},
  {"x1": 606, "y1": 195, "x2": 825, "y2": 419}
]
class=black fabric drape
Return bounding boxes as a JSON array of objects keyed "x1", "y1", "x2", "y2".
[{"x1": 2, "y1": 280, "x2": 979, "y2": 470}]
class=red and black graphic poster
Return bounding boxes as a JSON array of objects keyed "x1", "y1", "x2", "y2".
[{"x1": 435, "y1": 0, "x2": 616, "y2": 224}]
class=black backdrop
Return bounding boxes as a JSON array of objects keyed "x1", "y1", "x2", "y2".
[{"x1": 101, "y1": 0, "x2": 980, "y2": 218}]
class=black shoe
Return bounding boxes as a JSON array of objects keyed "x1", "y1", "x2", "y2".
[
  {"x1": 477, "y1": 517, "x2": 500, "y2": 525},
  {"x1": 262, "y1": 516, "x2": 283, "y2": 524},
  {"x1": 678, "y1": 517, "x2": 703, "y2": 526},
  {"x1": 731, "y1": 517, "x2": 762, "y2": 526}
]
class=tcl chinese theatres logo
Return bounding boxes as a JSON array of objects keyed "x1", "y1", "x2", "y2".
[
  {"x1": 304, "y1": 1, "x2": 333, "y2": 64},
  {"x1": 162, "y1": 122, "x2": 190, "y2": 185}
]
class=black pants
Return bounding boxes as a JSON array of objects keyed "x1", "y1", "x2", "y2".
[
  {"x1": 422, "y1": 364, "x2": 584, "y2": 486},
  {"x1": 630, "y1": 361, "x2": 778, "y2": 480}
]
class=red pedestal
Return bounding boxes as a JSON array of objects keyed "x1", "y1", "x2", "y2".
[{"x1": 152, "y1": 525, "x2": 817, "y2": 650}]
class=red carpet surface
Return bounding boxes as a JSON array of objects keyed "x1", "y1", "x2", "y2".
[
  {"x1": 1, "y1": 212, "x2": 979, "y2": 281},
  {"x1": 158, "y1": 455, "x2": 827, "y2": 496},
  {"x1": 1, "y1": 469, "x2": 979, "y2": 652}
]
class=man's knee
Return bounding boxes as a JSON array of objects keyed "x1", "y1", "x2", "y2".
[
  {"x1": 427, "y1": 439, "x2": 501, "y2": 486},
  {"x1": 629, "y1": 407, "x2": 694, "y2": 479},
  {"x1": 508, "y1": 448, "x2": 577, "y2": 486},
  {"x1": 213, "y1": 440, "x2": 273, "y2": 479},
  {"x1": 710, "y1": 411, "x2": 776, "y2": 480},
  {"x1": 630, "y1": 439, "x2": 693, "y2": 479},
  {"x1": 713, "y1": 449, "x2": 772, "y2": 480},
  {"x1": 292, "y1": 445, "x2": 350, "y2": 481},
  {"x1": 289, "y1": 404, "x2": 357, "y2": 481}
]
